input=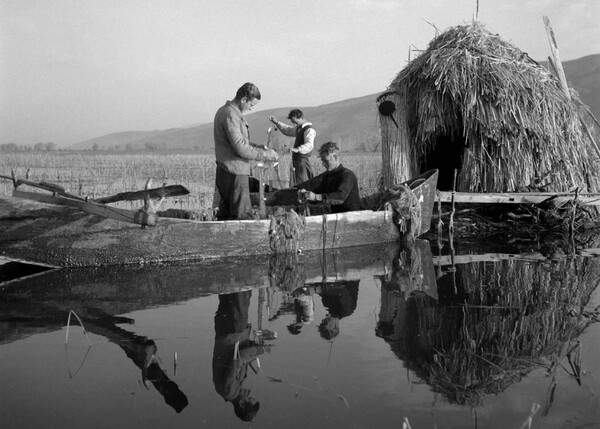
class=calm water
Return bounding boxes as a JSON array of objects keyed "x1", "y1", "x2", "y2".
[{"x1": 1, "y1": 240, "x2": 599, "y2": 429}]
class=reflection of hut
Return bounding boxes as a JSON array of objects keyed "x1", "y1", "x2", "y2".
[
  {"x1": 377, "y1": 254, "x2": 600, "y2": 406},
  {"x1": 377, "y1": 22, "x2": 599, "y2": 194}
]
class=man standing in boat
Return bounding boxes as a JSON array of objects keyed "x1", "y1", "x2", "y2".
[
  {"x1": 269, "y1": 109, "x2": 315, "y2": 185},
  {"x1": 294, "y1": 142, "x2": 361, "y2": 214},
  {"x1": 214, "y1": 82, "x2": 278, "y2": 220}
]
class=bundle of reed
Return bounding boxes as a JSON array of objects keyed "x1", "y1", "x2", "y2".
[
  {"x1": 380, "y1": 22, "x2": 599, "y2": 197},
  {"x1": 434, "y1": 199, "x2": 600, "y2": 236}
]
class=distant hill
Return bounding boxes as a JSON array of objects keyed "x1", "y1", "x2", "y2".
[
  {"x1": 563, "y1": 54, "x2": 600, "y2": 121},
  {"x1": 71, "y1": 54, "x2": 599, "y2": 152},
  {"x1": 71, "y1": 93, "x2": 382, "y2": 152}
]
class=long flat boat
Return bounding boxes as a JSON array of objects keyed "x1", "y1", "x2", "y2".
[{"x1": 0, "y1": 170, "x2": 438, "y2": 267}]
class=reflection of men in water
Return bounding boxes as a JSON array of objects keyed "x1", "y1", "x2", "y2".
[
  {"x1": 287, "y1": 289, "x2": 315, "y2": 335},
  {"x1": 140, "y1": 340, "x2": 189, "y2": 413},
  {"x1": 212, "y1": 290, "x2": 268, "y2": 422},
  {"x1": 317, "y1": 281, "x2": 359, "y2": 340},
  {"x1": 86, "y1": 318, "x2": 189, "y2": 413}
]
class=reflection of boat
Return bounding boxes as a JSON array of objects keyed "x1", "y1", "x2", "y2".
[
  {"x1": 0, "y1": 242, "x2": 405, "y2": 341},
  {"x1": 0, "y1": 170, "x2": 438, "y2": 267},
  {"x1": 0, "y1": 242, "x2": 411, "y2": 413}
]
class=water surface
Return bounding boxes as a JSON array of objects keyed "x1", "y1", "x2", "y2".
[{"x1": 1, "y1": 240, "x2": 599, "y2": 428}]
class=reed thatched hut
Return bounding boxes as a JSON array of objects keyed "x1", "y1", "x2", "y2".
[{"x1": 378, "y1": 22, "x2": 600, "y2": 194}]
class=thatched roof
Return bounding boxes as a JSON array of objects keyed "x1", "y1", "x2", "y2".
[{"x1": 380, "y1": 22, "x2": 600, "y2": 194}]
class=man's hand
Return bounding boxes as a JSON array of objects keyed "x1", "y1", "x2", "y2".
[
  {"x1": 299, "y1": 189, "x2": 322, "y2": 202},
  {"x1": 262, "y1": 148, "x2": 279, "y2": 161},
  {"x1": 306, "y1": 191, "x2": 320, "y2": 202},
  {"x1": 269, "y1": 116, "x2": 278, "y2": 125}
]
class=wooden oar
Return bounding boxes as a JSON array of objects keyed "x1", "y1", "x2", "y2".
[
  {"x1": 0, "y1": 174, "x2": 86, "y2": 201},
  {"x1": 13, "y1": 189, "x2": 158, "y2": 227},
  {"x1": 94, "y1": 184, "x2": 190, "y2": 204}
]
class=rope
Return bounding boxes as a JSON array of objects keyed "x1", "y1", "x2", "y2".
[
  {"x1": 363, "y1": 185, "x2": 422, "y2": 240},
  {"x1": 268, "y1": 253, "x2": 306, "y2": 292},
  {"x1": 268, "y1": 209, "x2": 306, "y2": 254},
  {"x1": 391, "y1": 185, "x2": 422, "y2": 240}
]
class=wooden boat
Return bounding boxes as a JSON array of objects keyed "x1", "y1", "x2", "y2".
[{"x1": 0, "y1": 169, "x2": 438, "y2": 267}]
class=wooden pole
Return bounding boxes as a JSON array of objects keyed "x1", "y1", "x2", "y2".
[
  {"x1": 543, "y1": 16, "x2": 571, "y2": 100},
  {"x1": 547, "y1": 56, "x2": 559, "y2": 76},
  {"x1": 258, "y1": 167, "x2": 266, "y2": 219},
  {"x1": 570, "y1": 188, "x2": 578, "y2": 236},
  {"x1": 436, "y1": 192, "x2": 443, "y2": 234},
  {"x1": 449, "y1": 169, "x2": 457, "y2": 236},
  {"x1": 13, "y1": 190, "x2": 158, "y2": 226}
]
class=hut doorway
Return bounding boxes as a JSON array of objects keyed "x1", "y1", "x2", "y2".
[{"x1": 421, "y1": 134, "x2": 466, "y2": 191}]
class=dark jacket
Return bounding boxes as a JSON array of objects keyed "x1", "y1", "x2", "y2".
[{"x1": 296, "y1": 164, "x2": 361, "y2": 213}]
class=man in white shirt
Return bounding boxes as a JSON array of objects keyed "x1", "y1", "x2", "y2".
[{"x1": 269, "y1": 109, "x2": 315, "y2": 185}]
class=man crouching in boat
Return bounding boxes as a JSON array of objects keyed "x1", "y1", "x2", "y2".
[
  {"x1": 295, "y1": 142, "x2": 361, "y2": 214},
  {"x1": 214, "y1": 82, "x2": 279, "y2": 220}
]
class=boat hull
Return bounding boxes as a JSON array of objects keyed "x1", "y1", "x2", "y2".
[
  {"x1": 0, "y1": 199, "x2": 401, "y2": 266},
  {"x1": 0, "y1": 170, "x2": 438, "y2": 267}
]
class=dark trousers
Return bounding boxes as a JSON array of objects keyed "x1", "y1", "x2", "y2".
[
  {"x1": 292, "y1": 157, "x2": 313, "y2": 186},
  {"x1": 215, "y1": 166, "x2": 252, "y2": 220}
]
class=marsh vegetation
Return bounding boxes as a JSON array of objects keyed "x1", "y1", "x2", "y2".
[{"x1": 0, "y1": 152, "x2": 383, "y2": 212}]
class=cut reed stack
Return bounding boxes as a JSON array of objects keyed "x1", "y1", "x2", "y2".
[{"x1": 378, "y1": 22, "x2": 599, "y2": 199}]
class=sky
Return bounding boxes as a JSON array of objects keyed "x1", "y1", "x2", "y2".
[{"x1": 1, "y1": 0, "x2": 599, "y2": 147}]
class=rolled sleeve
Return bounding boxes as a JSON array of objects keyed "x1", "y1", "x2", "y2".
[
  {"x1": 276, "y1": 122, "x2": 297, "y2": 137},
  {"x1": 296, "y1": 128, "x2": 315, "y2": 154}
]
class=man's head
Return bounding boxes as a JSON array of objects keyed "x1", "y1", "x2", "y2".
[
  {"x1": 233, "y1": 396, "x2": 260, "y2": 421},
  {"x1": 318, "y1": 315, "x2": 340, "y2": 340},
  {"x1": 234, "y1": 82, "x2": 261, "y2": 113},
  {"x1": 287, "y1": 109, "x2": 305, "y2": 126},
  {"x1": 318, "y1": 142, "x2": 341, "y2": 171}
]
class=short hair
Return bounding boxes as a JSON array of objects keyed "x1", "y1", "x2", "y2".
[
  {"x1": 233, "y1": 399, "x2": 260, "y2": 421},
  {"x1": 235, "y1": 82, "x2": 261, "y2": 101},
  {"x1": 318, "y1": 142, "x2": 340, "y2": 156},
  {"x1": 287, "y1": 109, "x2": 303, "y2": 120}
]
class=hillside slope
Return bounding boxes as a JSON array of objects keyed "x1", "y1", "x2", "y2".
[
  {"x1": 72, "y1": 54, "x2": 599, "y2": 151},
  {"x1": 564, "y1": 54, "x2": 600, "y2": 120}
]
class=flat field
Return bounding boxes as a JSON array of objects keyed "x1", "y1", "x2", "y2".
[{"x1": 0, "y1": 152, "x2": 382, "y2": 212}]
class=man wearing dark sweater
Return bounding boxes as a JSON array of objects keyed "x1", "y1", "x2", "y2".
[{"x1": 294, "y1": 142, "x2": 361, "y2": 214}]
